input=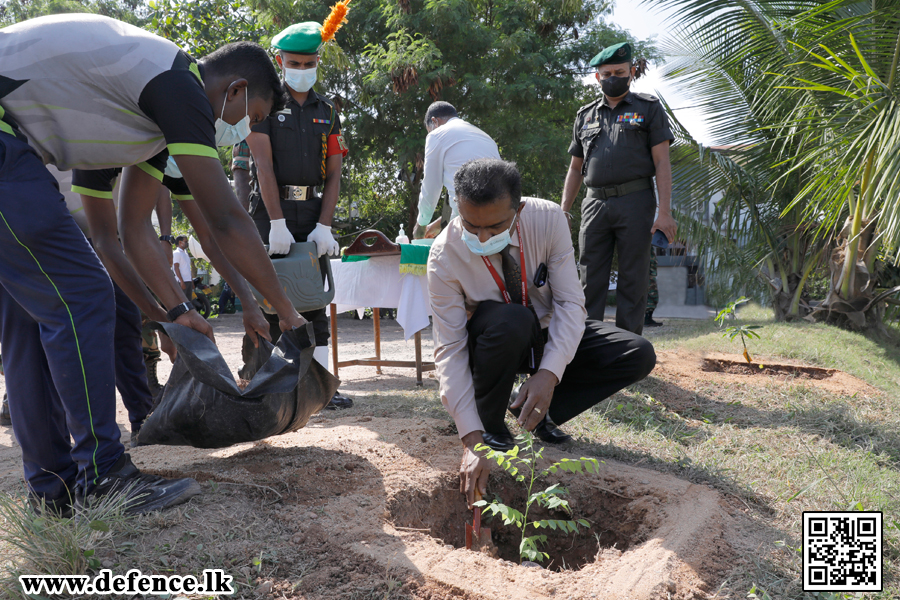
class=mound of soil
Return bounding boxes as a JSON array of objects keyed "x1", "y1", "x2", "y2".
[
  {"x1": 657, "y1": 351, "x2": 879, "y2": 398},
  {"x1": 125, "y1": 416, "x2": 759, "y2": 600},
  {"x1": 0, "y1": 315, "x2": 780, "y2": 599},
  {"x1": 702, "y1": 358, "x2": 835, "y2": 380}
]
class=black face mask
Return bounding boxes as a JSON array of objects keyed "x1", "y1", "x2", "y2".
[{"x1": 600, "y1": 75, "x2": 630, "y2": 98}]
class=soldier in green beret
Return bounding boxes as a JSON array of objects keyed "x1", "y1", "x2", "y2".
[
  {"x1": 560, "y1": 41, "x2": 677, "y2": 335},
  {"x1": 244, "y1": 3, "x2": 353, "y2": 409}
]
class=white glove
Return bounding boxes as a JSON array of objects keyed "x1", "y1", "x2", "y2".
[
  {"x1": 307, "y1": 222, "x2": 340, "y2": 257},
  {"x1": 268, "y1": 218, "x2": 295, "y2": 256}
]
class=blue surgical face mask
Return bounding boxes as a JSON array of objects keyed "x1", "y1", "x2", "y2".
[
  {"x1": 284, "y1": 66, "x2": 318, "y2": 93},
  {"x1": 462, "y1": 212, "x2": 518, "y2": 256},
  {"x1": 215, "y1": 87, "x2": 251, "y2": 147}
]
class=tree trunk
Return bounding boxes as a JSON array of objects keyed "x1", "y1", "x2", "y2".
[{"x1": 808, "y1": 218, "x2": 886, "y2": 332}]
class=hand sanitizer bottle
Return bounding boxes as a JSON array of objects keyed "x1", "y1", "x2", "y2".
[{"x1": 396, "y1": 224, "x2": 410, "y2": 245}]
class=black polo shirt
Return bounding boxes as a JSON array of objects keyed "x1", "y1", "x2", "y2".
[{"x1": 568, "y1": 91, "x2": 673, "y2": 188}]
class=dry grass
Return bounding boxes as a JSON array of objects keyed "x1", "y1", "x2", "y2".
[
  {"x1": 0, "y1": 305, "x2": 896, "y2": 599},
  {"x1": 372, "y1": 305, "x2": 900, "y2": 599}
]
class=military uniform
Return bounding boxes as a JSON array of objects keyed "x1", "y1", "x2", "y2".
[
  {"x1": 569, "y1": 64, "x2": 673, "y2": 335},
  {"x1": 247, "y1": 90, "x2": 348, "y2": 345}
]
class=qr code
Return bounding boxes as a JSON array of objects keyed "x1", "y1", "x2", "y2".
[{"x1": 803, "y1": 511, "x2": 882, "y2": 592}]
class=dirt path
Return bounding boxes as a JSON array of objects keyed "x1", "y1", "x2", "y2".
[{"x1": 0, "y1": 314, "x2": 773, "y2": 599}]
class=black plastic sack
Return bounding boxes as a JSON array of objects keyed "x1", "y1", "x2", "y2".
[{"x1": 136, "y1": 322, "x2": 339, "y2": 449}]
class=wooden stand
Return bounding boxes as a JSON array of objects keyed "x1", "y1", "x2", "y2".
[{"x1": 329, "y1": 304, "x2": 436, "y2": 386}]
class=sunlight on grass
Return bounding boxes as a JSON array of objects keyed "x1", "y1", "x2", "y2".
[{"x1": 374, "y1": 306, "x2": 900, "y2": 598}]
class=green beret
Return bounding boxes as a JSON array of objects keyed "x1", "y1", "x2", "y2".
[
  {"x1": 590, "y1": 42, "x2": 632, "y2": 68},
  {"x1": 271, "y1": 22, "x2": 323, "y2": 54}
]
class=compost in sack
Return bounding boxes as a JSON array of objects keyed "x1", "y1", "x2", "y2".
[{"x1": 136, "y1": 321, "x2": 339, "y2": 448}]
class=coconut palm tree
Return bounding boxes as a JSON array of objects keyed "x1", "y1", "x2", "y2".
[{"x1": 655, "y1": 0, "x2": 900, "y2": 328}]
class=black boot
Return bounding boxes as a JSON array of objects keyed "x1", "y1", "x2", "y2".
[
  {"x1": 324, "y1": 391, "x2": 354, "y2": 410},
  {"x1": 644, "y1": 311, "x2": 663, "y2": 327},
  {"x1": 145, "y1": 359, "x2": 164, "y2": 405}
]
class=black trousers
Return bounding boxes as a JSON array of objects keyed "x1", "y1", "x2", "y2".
[
  {"x1": 579, "y1": 187, "x2": 656, "y2": 334},
  {"x1": 467, "y1": 301, "x2": 656, "y2": 434}
]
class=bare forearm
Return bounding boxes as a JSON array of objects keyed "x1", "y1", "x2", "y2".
[
  {"x1": 181, "y1": 201, "x2": 257, "y2": 310},
  {"x1": 124, "y1": 225, "x2": 189, "y2": 311},
  {"x1": 461, "y1": 430, "x2": 484, "y2": 450},
  {"x1": 561, "y1": 164, "x2": 584, "y2": 213},
  {"x1": 258, "y1": 167, "x2": 283, "y2": 221},
  {"x1": 175, "y1": 155, "x2": 295, "y2": 317},
  {"x1": 233, "y1": 169, "x2": 252, "y2": 212},
  {"x1": 156, "y1": 188, "x2": 172, "y2": 236},
  {"x1": 655, "y1": 159, "x2": 672, "y2": 214},
  {"x1": 94, "y1": 238, "x2": 167, "y2": 321},
  {"x1": 318, "y1": 156, "x2": 342, "y2": 227}
]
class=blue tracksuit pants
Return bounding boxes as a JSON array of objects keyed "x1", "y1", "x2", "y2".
[
  {"x1": 112, "y1": 280, "x2": 152, "y2": 429},
  {"x1": 0, "y1": 133, "x2": 123, "y2": 501}
]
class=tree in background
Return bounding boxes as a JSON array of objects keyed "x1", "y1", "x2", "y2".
[
  {"x1": 238, "y1": 0, "x2": 656, "y2": 238},
  {"x1": 772, "y1": 3, "x2": 900, "y2": 331},
  {"x1": 654, "y1": 0, "x2": 829, "y2": 321},
  {"x1": 147, "y1": 0, "x2": 267, "y2": 57},
  {"x1": 656, "y1": 0, "x2": 900, "y2": 330},
  {"x1": 4, "y1": 0, "x2": 658, "y2": 248},
  {"x1": 0, "y1": 0, "x2": 146, "y2": 25}
]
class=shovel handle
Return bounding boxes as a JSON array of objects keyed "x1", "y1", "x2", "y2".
[{"x1": 473, "y1": 489, "x2": 482, "y2": 541}]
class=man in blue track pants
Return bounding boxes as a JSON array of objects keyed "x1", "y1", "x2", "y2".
[{"x1": 0, "y1": 14, "x2": 307, "y2": 516}]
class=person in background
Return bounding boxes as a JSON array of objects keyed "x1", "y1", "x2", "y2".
[
  {"x1": 244, "y1": 5, "x2": 353, "y2": 409},
  {"x1": 427, "y1": 159, "x2": 656, "y2": 508},
  {"x1": 172, "y1": 236, "x2": 194, "y2": 302},
  {"x1": 560, "y1": 42, "x2": 676, "y2": 335},
  {"x1": 413, "y1": 102, "x2": 500, "y2": 239},
  {"x1": 145, "y1": 186, "x2": 176, "y2": 396}
]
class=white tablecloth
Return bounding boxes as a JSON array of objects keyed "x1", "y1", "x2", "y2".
[{"x1": 330, "y1": 257, "x2": 432, "y2": 340}]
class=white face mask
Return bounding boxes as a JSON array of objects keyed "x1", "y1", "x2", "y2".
[
  {"x1": 284, "y1": 66, "x2": 318, "y2": 93},
  {"x1": 214, "y1": 87, "x2": 251, "y2": 147},
  {"x1": 165, "y1": 155, "x2": 182, "y2": 179},
  {"x1": 461, "y1": 212, "x2": 518, "y2": 256}
]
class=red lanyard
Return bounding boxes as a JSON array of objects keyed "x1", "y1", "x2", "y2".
[{"x1": 481, "y1": 219, "x2": 528, "y2": 306}]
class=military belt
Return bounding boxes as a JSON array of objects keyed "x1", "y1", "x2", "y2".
[
  {"x1": 587, "y1": 177, "x2": 652, "y2": 200},
  {"x1": 279, "y1": 185, "x2": 320, "y2": 201}
]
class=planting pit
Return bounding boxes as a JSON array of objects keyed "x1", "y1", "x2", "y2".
[
  {"x1": 114, "y1": 414, "x2": 757, "y2": 599},
  {"x1": 702, "y1": 357, "x2": 835, "y2": 379},
  {"x1": 387, "y1": 473, "x2": 644, "y2": 571}
]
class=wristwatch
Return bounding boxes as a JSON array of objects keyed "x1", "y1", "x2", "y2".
[
  {"x1": 159, "y1": 234, "x2": 176, "y2": 244},
  {"x1": 166, "y1": 301, "x2": 193, "y2": 323}
]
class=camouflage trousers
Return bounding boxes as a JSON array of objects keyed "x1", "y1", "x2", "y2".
[
  {"x1": 646, "y1": 250, "x2": 659, "y2": 314},
  {"x1": 141, "y1": 314, "x2": 160, "y2": 366}
]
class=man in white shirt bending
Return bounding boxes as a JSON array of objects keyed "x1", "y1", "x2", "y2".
[
  {"x1": 413, "y1": 102, "x2": 501, "y2": 239},
  {"x1": 172, "y1": 236, "x2": 193, "y2": 302}
]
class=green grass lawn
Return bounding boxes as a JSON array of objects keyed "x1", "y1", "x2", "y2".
[{"x1": 373, "y1": 304, "x2": 900, "y2": 599}]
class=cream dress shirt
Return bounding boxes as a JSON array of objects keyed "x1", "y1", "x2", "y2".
[{"x1": 427, "y1": 198, "x2": 587, "y2": 439}]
